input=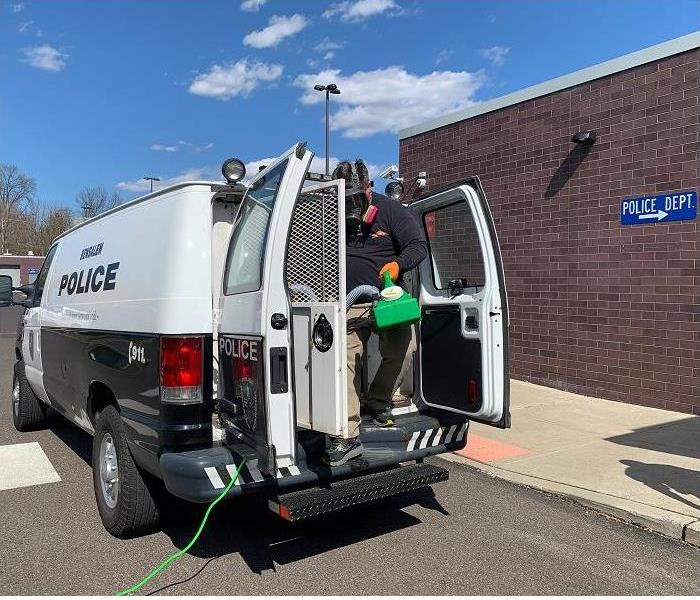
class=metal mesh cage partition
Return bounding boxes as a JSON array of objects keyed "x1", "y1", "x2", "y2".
[{"x1": 286, "y1": 185, "x2": 341, "y2": 304}]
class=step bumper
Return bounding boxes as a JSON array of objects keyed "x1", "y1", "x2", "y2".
[{"x1": 268, "y1": 463, "x2": 449, "y2": 521}]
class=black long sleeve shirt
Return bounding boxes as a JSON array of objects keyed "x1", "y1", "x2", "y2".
[{"x1": 346, "y1": 192, "x2": 428, "y2": 291}]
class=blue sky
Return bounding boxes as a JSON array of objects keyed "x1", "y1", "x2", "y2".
[{"x1": 2, "y1": 0, "x2": 699, "y2": 207}]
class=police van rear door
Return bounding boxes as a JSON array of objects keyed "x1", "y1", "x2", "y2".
[
  {"x1": 409, "y1": 178, "x2": 510, "y2": 428},
  {"x1": 218, "y1": 144, "x2": 312, "y2": 472}
]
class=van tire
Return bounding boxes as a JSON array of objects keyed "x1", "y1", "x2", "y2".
[
  {"x1": 92, "y1": 405, "x2": 160, "y2": 538},
  {"x1": 12, "y1": 361, "x2": 49, "y2": 432}
]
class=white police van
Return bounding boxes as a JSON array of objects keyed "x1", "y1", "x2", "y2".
[{"x1": 0, "y1": 143, "x2": 509, "y2": 537}]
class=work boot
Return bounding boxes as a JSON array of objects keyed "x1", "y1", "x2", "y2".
[
  {"x1": 371, "y1": 409, "x2": 395, "y2": 427},
  {"x1": 323, "y1": 436, "x2": 363, "y2": 467}
]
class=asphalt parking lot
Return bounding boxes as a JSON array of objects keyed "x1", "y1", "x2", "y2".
[{"x1": 0, "y1": 308, "x2": 698, "y2": 595}]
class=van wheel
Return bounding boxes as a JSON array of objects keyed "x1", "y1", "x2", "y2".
[
  {"x1": 12, "y1": 361, "x2": 49, "y2": 432},
  {"x1": 92, "y1": 405, "x2": 160, "y2": 538}
]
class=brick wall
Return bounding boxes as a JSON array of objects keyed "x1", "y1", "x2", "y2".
[{"x1": 400, "y1": 48, "x2": 700, "y2": 414}]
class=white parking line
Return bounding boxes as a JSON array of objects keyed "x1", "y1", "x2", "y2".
[{"x1": 0, "y1": 442, "x2": 61, "y2": 491}]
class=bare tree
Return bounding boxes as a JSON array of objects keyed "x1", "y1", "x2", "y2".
[
  {"x1": 76, "y1": 186, "x2": 122, "y2": 219},
  {"x1": 0, "y1": 164, "x2": 36, "y2": 254},
  {"x1": 5, "y1": 207, "x2": 36, "y2": 254},
  {"x1": 35, "y1": 206, "x2": 73, "y2": 255}
]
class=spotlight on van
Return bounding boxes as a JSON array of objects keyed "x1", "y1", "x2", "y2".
[
  {"x1": 385, "y1": 181, "x2": 404, "y2": 201},
  {"x1": 222, "y1": 158, "x2": 246, "y2": 183}
]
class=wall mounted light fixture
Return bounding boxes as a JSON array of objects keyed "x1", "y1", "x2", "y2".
[{"x1": 571, "y1": 130, "x2": 597, "y2": 144}]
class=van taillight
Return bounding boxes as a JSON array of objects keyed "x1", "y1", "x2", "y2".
[
  {"x1": 234, "y1": 356, "x2": 254, "y2": 381},
  {"x1": 160, "y1": 337, "x2": 203, "y2": 404}
]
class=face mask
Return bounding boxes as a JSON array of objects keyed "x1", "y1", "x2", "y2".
[{"x1": 345, "y1": 191, "x2": 369, "y2": 231}]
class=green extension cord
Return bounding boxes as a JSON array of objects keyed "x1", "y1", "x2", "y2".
[{"x1": 114, "y1": 460, "x2": 245, "y2": 596}]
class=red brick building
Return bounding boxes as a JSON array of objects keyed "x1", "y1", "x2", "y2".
[{"x1": 399, "y1": 33, "x2": 699, "y2": 414}]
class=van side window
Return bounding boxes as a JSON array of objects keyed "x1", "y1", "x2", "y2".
[
  {"x1": 224, "y1": 160, "x2": 288, "y2": 295},
  {"x1": 33, "y1": 244, "x2": 58, "y2": 306},
  {"x1": 423, "y1": 201, "x2": 486, "y2": 290}
]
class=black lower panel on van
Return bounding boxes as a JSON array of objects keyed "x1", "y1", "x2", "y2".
[{"x1": 421, "y1": 308, "x2": 482, "y2": 413}]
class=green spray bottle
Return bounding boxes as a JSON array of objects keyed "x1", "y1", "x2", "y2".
[{"x1": 372, "y1": 271, "x2": 421, "y2": 329}]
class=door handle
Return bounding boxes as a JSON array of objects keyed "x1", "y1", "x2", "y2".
[{"x1": 489, "y1": 311, "x2": 501, "y2": 317}]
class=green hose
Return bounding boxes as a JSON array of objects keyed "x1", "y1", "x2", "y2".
[{"x1": 114, "y1": 460, "x2": 245, "y2": 596}]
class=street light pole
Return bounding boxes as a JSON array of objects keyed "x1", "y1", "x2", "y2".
[
  {"x1": 325, "y1": 87, "x2": 330, "y2": 176},
  {"x1": 314, "y1": 83, "x2": 340, "y2": 175},
  {"x1": 143, "y1": 176, "x2": 160, "y2": 193}
]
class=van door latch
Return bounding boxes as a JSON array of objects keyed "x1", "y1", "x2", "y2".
[
  {"x1": 270, "y1": 348, "x2": 288, "y2": 393},
  {"x1": 271, "y1": 313, "x2": 288, "y2": 330}
]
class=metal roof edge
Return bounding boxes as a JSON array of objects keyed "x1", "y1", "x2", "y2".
[
  {"x1": 53, "y1": 181, "x2": 222, "y2": 243},
  {"x1": 398, "y1": 31, "x2": 700, "y2": 140}
]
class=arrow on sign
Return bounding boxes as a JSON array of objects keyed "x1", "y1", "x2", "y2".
[{"x1": 638, "y1": 209, "x2": 668, "y2": 222}]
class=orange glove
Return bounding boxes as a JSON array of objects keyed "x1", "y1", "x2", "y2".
[{"x1": 379, "y1": 261, "x2": 400, "y2": 282}]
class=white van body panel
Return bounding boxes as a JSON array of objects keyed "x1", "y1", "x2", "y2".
[{"x1": 44, "y1": 185, "x2": 216, "y2": 334}]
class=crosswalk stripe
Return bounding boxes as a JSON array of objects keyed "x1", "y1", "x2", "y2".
[{"x1": 0, "y1": 442, "x2": 61, "y2": 492}]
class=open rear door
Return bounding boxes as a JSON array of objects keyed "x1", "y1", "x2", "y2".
[
  {"x1": 409, "y1": 178, "x2": 510, "y2": 428},
  {"x1": 218, "y1": 144, "x2": 313, "y2": 471}
]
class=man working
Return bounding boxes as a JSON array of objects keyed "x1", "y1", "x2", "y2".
[{"x1": 324, "y1": 159, "x2": 427, "y2": 466}]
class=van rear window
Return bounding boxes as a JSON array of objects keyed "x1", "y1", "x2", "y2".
[
  {"x1": 223, "y1": 160, "x2": 288, "y2": 295},
  {"x1": 423, "y1": 201, "x2": 486, "y2": 291}
]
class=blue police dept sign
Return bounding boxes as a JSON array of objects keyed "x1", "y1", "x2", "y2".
[{"x1": 621, "y1": 190, "x2": 697, "y2": 225}]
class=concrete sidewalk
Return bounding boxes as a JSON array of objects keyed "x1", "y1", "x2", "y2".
[{"x1": 444, "y1": 380, "x2": 700, "y2": 546}]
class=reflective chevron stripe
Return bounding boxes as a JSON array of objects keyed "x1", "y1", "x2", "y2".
[
  {"x1": 406, "y1": 430, "x2": 421, "y2": 452},
  {"x1": 405, "y1": 422, "x2": 468, "y2": 452},
  {"x1": 204, "y1": 466, "x2": 225, "y2": 489}
]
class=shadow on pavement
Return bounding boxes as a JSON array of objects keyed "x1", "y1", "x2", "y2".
[
  {"x1": 49, "y1": 418, "x2": 93, "y2": 465},
  {"x1": 620, "y1": 459, "x2": 700, "y2": 513},
  {"x1": 607, "y1": 417, "x2": 700, "y2": 460},
  {"x1": 155, "y1": 484, "x2": 448, "y2": 584}
]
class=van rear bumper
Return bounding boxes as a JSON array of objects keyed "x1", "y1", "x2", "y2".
[
  {"x1": 159, "y1": 413, "x2": 469, "y2": 504},
  {"x1": 159, "y1": 445, "x2": 266, "y2": 503}
]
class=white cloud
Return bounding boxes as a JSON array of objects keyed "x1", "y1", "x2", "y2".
[
  {"x1": 480, "y1": 45, "x2": 510, "y2": 66},
  {"x1": 323, "y1": 0, "x2": 400, "y2": 22},
  {"x1": 11, "y1": 3, "x2": 24, "y2": 12},
  {"x1": 116, "y1": 167, "x2": 220, "y2": 193},
  {"x1": 435, "y1": 49, "x2": 453, "y2": 65},
  {"x1": 294, "y1": 66, "x2": 484, "y2": 138},
  {"x1": 240, "y1": 0, "x2": 266, "y2": 11},
  {"x1": 151, "y1": 143, "x2": 177, "y2": 152},
  {"x1": 21, "y1": 45, "x2": 67, "y2": 72},
  {"x1": 243, "y1": 14, "x2": 309, "y2": 49},
  {"x1": 189, "y1": 58, "x2": 283, "y2": 100},
  {"x1": 150, "y1": 140, "x2": 215, "y2": 153},
  {"x1": 323, "y1": 51, "x2": 335, "y2": 60},
  {"x1": 18, "y1": 20, "x2": 32, "y2": 33},
  {"x1": 313, "y1": 38, "x2": 343, "y2": 53}
]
